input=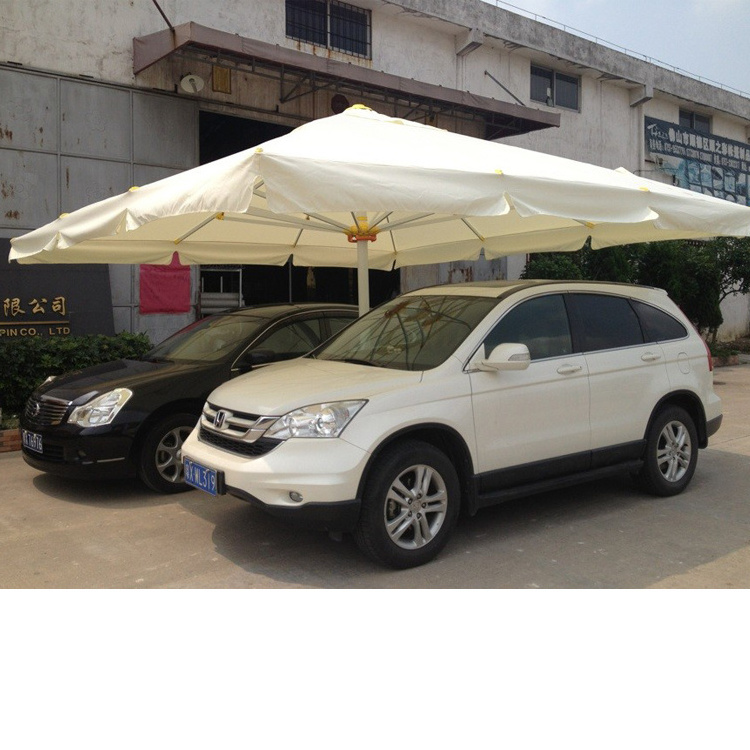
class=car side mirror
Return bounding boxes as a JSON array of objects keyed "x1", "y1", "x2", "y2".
[
  {"x1": 235, "y1": 348, "x2": 277, "y2": 373},
  {"x1": 476, "y1": 343, "x2": 531, "y2": 371}
]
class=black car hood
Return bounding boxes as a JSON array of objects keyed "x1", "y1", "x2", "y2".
[{"x1": 36, "y1": 359, "x2": 217, "y2": 402}]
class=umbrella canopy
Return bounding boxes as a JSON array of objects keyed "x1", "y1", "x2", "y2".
[{"x1": 10, "y1": 105, "x2": 750, "y2": 314}]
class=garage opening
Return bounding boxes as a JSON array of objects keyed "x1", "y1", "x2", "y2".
[{"x1": 198, "y1": 111, "x2": 399, "y2": 314}]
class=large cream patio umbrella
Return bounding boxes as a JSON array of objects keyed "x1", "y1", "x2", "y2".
[{"x1": 10, "y1": 105, "x2": 750, "y2": 315}]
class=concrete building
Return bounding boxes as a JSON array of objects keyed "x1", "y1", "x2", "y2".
[{"x1": 3, "y1": 0, "x2": 750, "y2": 343}]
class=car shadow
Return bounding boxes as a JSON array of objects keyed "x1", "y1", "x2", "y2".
[
  {"x1": 184, "y1": 448, "x2": 750, "y2": 588},
  {"x1": 183, "y1": 474, "x2": 647, "y2": 587},
  {"x1": 205, "y1": 500, "x2": 378, "y2": 586},
  {"x1": 31, "y1": 473, "x2": 175, "y2": 509}
]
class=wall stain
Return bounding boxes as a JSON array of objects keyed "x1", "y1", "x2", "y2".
[{"x1": 448, "y1": 266, "x2": 475, "y2": 284}]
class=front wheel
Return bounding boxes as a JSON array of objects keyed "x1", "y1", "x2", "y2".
[
  {"x1": 638, "y1": 406, "x2": 698, "y2": 496},
  {"x1": 138, "y1": 412, "x2": 199, "y2": 494},
  {"x1": 355, "y1": 440, "x2": 460, "y2": 569}
]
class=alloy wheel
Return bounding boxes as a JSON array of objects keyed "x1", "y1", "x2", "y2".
[
  {"x1": 384, "y1": 464, "x2": 448, "y2": 549},
  {"x1": 155, "y1": 425, "x2": 193, "y2": 484},
  {"x1": 656, "y1": 420, "x2": 692, "y2": 483}
]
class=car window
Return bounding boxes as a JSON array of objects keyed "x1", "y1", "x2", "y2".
[
  {"x1": 302, "y1": 317, "x2": 323, "y2": 344},
  {"x1": 315, "y1": 295, "x2": 498, "y2": 370},
  {"x1": 253, "y1": 320, "x2": 319, "y2": 355},
  {"x1": 145, "y1": 315, "x2": 266, "y2": 362},
  {"x1": 631, "y1": 300, "x2": 688, "y2": 342},
  {"x1": 484, "y1": 294, "x2": 572, "y2": 360},
  {"x1": 328, "y1": 316, "x2": 354, "y2": 336},
  {"x1": 571, "y1": 293, "x2": 644, "y2": 352}
]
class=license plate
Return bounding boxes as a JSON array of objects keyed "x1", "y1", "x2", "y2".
[
  {"x1": 22, "y1": 430, "x2": 43, "y2": 454},
  {"x1": 183, "y1": 457, "x2": 222, "y2": 496}
]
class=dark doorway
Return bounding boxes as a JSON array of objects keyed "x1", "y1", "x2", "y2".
[
  {"x1": 198, "y1": 111, "x2": 399, "y2": 309},
  {"x1": 200, "y1": 111, "x2": 292, "y2": 164}
]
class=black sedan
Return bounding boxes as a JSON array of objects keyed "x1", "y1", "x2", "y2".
[{"x1": 20, "y1": 303, "x2": 357, "y2": 493}]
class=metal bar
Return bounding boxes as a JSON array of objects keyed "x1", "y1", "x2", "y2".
[
  {"x1": 484, "y1": 70, "x2": 525, "y2": 106},
  {"x1": 173, "y1": 212, "x2": 224, "y2": 244},
  {"x1": 226, "y1": 209, "x2": 344, "y2": 234},
  {"x1": 374, "y1": 212, "x2": 435, "y2": 232},
  {"x1": 305, "y1": 212, "x2": 353, "y2": 232},
  {"x1": 461, "y1": 218, "x2": 486, "y2": 241},
  {"x1": 357, "y1": 238, "x2": 370, "y2": 315},
  {"x1": 150, "y1": 0, "x2": 175, "y2": 31}
]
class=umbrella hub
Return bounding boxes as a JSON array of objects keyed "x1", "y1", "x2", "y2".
[
  {"x1": 347, "y1": 231, "x2": 378, "y2": 243},
  {"x1": 347, "y1": 217, "x2": 378, "y2": 243}
]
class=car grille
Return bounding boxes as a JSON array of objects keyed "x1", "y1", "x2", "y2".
[
  {"x1": 24, "y1": 396, "x2": 71, "y2": 427},
  {"x1": 198, "y1": 426, "x2": 280, "y2": 457}
]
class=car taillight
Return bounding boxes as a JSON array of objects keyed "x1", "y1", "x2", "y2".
[{"x1": 703, "y1": 338, "x2": 714, "y2": 372}]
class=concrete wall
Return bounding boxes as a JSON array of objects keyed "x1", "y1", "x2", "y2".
[{"x1": 0, "y1": 65, "x2": 199, "y2": 344}]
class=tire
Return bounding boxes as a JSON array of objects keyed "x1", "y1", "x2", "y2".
[
  {"x1": 138, "y1": 412, "x2": 199, "y2": 494},
  {"x1": 355, "y1": 440, "x2": 460, "y2": 569},
  {"x1": 638, "y1": 406, "x2": 698, "y2": 497}
]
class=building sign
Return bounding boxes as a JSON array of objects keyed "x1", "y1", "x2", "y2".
[
  {"x1": 645, "y1": 116, "x2": 750, "y2": 204},
  {"x1": 2, "y1": 293, "x2": 70, "y2": 337},
  {"x1": 1, "y1": 239, "x2": 115, "y2": 339}
]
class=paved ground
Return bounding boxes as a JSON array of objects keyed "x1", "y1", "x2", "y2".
[{"x1": 1, "y1": 365, "x2": 749, "y2": 588}]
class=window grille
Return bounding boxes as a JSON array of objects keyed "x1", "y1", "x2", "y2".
[
  {"x1": 679, "y1": 109, "x2": 711, "y2": 134},
  {"x1": 286, "y1": 0, "x2": 371, "y2": 59}
]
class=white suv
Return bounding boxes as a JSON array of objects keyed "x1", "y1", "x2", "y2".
[{"x1": 182, "y1": 281, "x2": 722, "y2": 568}]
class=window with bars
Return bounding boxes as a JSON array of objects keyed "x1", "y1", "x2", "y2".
[
  {"x1": 530, "y1": 65, "x2": 580, "y2": 111},
  {"x1": 286, "y1": 0, "x2": 371, "y2": 59},
  {"x1": 679, "y1": 109, "x2": 711, "y2": 134}
]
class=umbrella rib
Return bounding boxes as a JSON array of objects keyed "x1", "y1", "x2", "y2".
[
  {"x1": 227, "y1": 209, "x2": 343, "y2": 234},
  {"x1": 307, "y1": 213, "x2": 353, "y2": 231},
  {"x1": 370, "y1": 212, "x2": 393, "y2": 229},
  {"x1": 377, "y1": 213, "x2": 439, "y2": 232},
  {"x1": 173, "y1": 212, "x2": 225, "y2": 244},
  {"x1": 461, "y1": 218, "x2": 485, "y2": 241}
]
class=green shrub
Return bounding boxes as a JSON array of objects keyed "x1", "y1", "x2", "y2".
[
  {"x1": 708, "y1": 341, "x2": 739, "y2": 358},
  {"x1": 0, "y1": 332, "x2": 152, "y2": 422}
]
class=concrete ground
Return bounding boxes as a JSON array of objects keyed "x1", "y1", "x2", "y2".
[{"x1": 1, "y1": 365, "x2": 750, "y2": 588}]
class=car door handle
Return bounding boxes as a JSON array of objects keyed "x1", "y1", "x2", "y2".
[
  {"x1": 557, "y1": 364, "x2": 582, "y2": 375},
  {"x1": 641, "y1": 352, "x2": 662, "y2": 362}
]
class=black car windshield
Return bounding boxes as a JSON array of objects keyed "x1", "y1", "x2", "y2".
[
  {"x1": 144, "y1": 314, "x2": 266, "y2": 363},
  {"x1": 314, "y1": 295, "x2": 498, "y2": 371}
]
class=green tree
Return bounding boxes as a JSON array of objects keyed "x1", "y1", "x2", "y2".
[
  {"x1": 581, "y1": 244, "x2": 639, "y2": 283},
  {"x1": 520, "y1": 251, "x2": 583, "y2": 280},
  {"x1": 520, "y1": 240, "x2": 638, "y2": 283},
  {"x1": 635, "y1": 239, "x2": 750, "y2": 341}
]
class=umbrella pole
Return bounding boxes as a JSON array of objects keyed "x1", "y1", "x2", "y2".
[{"x1": 357, "y1": 238, "x2": 370, "y2": 316}]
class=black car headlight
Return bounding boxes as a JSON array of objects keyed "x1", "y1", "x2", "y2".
[{"x1": 68, "y1": 388, "x2": 133, "y2": 427}]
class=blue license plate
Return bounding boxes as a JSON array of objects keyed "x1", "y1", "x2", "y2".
[
  {"x1": 22, "y1": 430, "x2": 43, "y2": 454},
  {"x1": 183, "y1": 457, "x2": 221, "y2": 496}
]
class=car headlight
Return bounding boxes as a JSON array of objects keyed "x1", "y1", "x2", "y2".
[
  {"x1": 264, "y1": 400, "x2": 366, "y2": 439},
  {"x1": 68, "y1": 388, "x2": 133, "y2": 427}
]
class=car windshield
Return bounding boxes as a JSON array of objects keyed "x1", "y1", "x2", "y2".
[
  {"x1": 313, "y1": 295, "x2": 498, "y2": 371},
  {"x1": 143, "y1": 314, "x2": 266, "y2": 363}
]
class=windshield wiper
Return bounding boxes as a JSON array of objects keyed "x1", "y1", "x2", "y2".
[
  {"x1": 142, "y1": 356, "x2": 174, "y2": 363},
  {"x1": 340, "y1": 358, "x2": 383, "y2": 367}
]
